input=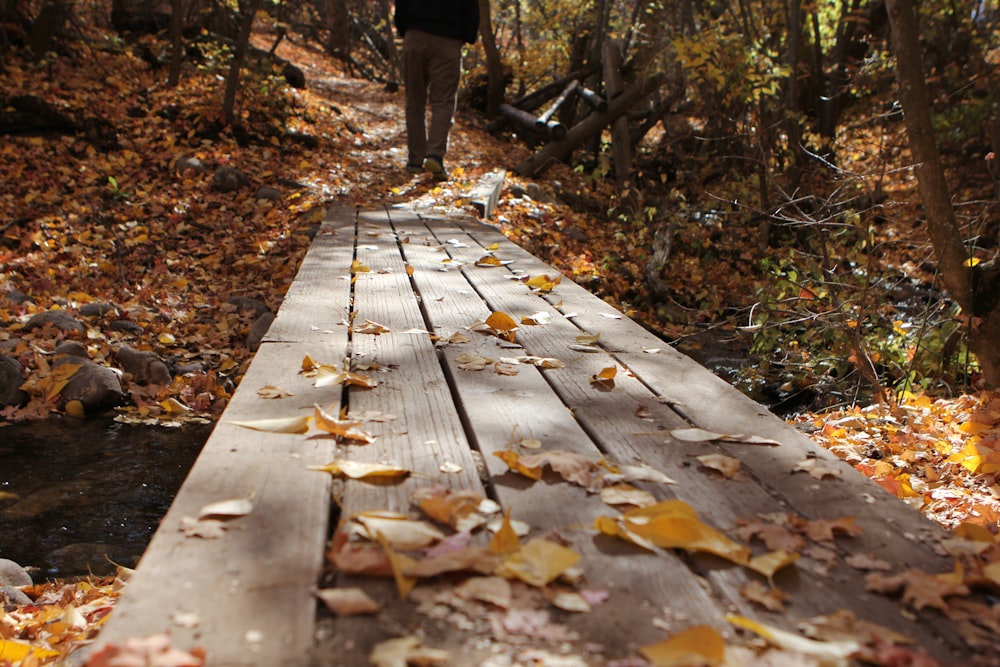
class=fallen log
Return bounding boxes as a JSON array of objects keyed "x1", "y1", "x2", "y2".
[
  {"x1": 499, "y1": 103, "x2": 566, "y2": 139},
  {"x1": 515, "y1": 74, "x2": 667, "y2": 178},
  {"x1": 578, "y1": 86, "x2": 607, "y2": 111}
]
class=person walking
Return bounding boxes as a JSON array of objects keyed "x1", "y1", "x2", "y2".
[{"x1": 394, "y1": 0, "x2": 480, "y2": 181}]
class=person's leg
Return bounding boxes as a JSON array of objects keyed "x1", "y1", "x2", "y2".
[
  {"x1": 402, "y1": 30, "x2": 430, "y2": 167},
  {"x1": 425, "y1": 35, "x2": 463, "y2": 163}
]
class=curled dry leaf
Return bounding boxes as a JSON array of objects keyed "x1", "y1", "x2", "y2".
[
  {"x1": 369, "y1": 636, "x2": 449, "y2": 667},
  {"x1": 355, "y1": 512, "x2": 446, "y2": 551},
  {"x1": 315, "y1": 588, "x2": 381, "y2": 616},
  {"x1": 525, "y1": 273, "x2": 561, "y2": 293},
  {"x1": 741, "y1": 580, "x2": 789, "y2": 612},
  {"x1": 456, "y1": 352, "x2": 494, "y2": 371},
  {"x1": 197, "y1": 497, "x2": 253, "y2": 520},
  {"x1": 256, "y1": 384, "x2": 294, "y2": 399},
  {"x1": 313, "y1": 404, "x2": 375, "y2": 443},
  {"x1": 229, "y1": 414, "x2": 310, "y2": 434},
  {"x1": 179, "y1": 516, "x2": 228, "y2": 539},
  {"x1": 726, "y1": 614, "x2": 861, "y2": 665},
  {"x1": 311, "y1": 460, "x2": 409, "y2": 480},
  {"x1": 697, "y1": 453, "x2": 742, "y2": 478},
  {"x1": 355, "y1": 319, "x2": 390, "y2": 335},
  {"x1": 669, "y1": 428, "x2": 781, "y2": 446},
  {"x1": 455, "y1": 576, "x2": 512, "y2": 608},
  {"x1": 794, "y1": 458, "x2": 843, "y2": 480},
  {"x1": 600, "y1": 483, "x2": 657, "y2": 508}
]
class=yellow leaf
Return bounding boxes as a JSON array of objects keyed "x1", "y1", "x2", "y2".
[
  {"x1": 639, "y1": 625, "x2": 726, "y2": 666},
  {"x1": 964, "y1": 257, "x2": 981, "y2": 267},
  {"x1": 301, "y1": 354, "x2": 318, "y2": 371},
  {"x1": 493, "y1": 450, "x2": 543, "y2": 480},
  {"x1": 475, "y1": 254, "x2": 502, "y2": 267},
  {"x1": 603, "y1": 500, "x2": 751, "y2": 565},
  {"x1": 351, "y1": 260, "x2": 371, "y2": 273},
  {"x1": 746, "y1": 550, "x2": 799, "y2": 579},
  {"x1": 526, "y1": 273, "x2": 562, "y2": 293},
  {"x1": 314, "y1": 404, "x2": 375, "y2": 443},
  {"x1": 312, "y1": 460, "x2": 409, "y2": 480},
  {"x1": 489, "y1": 509, "x2": 522, "y2": 555},
  {"x1": 486, "y1": 242, "x2": 500, "y2": 251},
  {"x1": 371, "y1": 533, "x2": 419, "y2": 600},
  {"x1": 0, "y1": 639, "x2": 60, "y2": 662},
  {"x1": 158, "y1": 332, "x2": 176, "y2": 345},
  {"x1": 159, "y1": 397, "x2": 191, "y2": 413},
  {"x1": 485, "y1": 311, "x2": 518, "y2": 333},
  {"x1": 228, "y1": 415, "x2": 311, "y2": 433},
  {"x1": 499, "y1": 538, "x2": 581, "y2": 586},
  {"x1": 65, "y1": 399, "x2": 86, "y2": 418}
]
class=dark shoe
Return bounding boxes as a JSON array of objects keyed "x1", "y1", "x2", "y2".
[
  {"x1": 406, "y1": 161, "x2": 424, "y2": 174},
  {"x1": 425, "y1": 155, "x2": 448, "y2": 181}
]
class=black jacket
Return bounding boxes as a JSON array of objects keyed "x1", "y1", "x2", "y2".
[{"x1": 394, "y1": 0, "x2": 480, "y2": 45}]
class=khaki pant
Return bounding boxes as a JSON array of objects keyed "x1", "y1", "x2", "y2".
[{"x1": 402, "y1": 29, "x2": 463, "y2": 165}]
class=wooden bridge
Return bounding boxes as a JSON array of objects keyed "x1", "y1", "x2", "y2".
[{"x1": 84, "y1": 203, "x2": 991, "y2": 666}]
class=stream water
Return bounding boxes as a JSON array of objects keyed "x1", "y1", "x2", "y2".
[{"x1": 0, "y1": 417, "x2": 210, "y2": 580}]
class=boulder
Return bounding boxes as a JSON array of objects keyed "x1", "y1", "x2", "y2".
[
  {"x1": 0, "y1": 558, "x2": 32, "y2": 587},
  {"x1": 247, "y1": 312, "x2": 276, "y2": 352},
  {"x1": 114, "y1": 344, "x2": 171, "y2": 385},
  {"x1": 78, "y1": 302, "x2": 118, "y2": 317},
  {"x1": 1, "y1": 586, "x2": 32, "y2": 610},
  {"x1": 212, "y1": 166, "x2": 249, "y2": 193},
  {"x1": 54, "y1": 357, "x2": 124, "y2": 413},
  {"x1": 109, "y1": 319, "x2": 144, "y2": 335},
  {"x1": 174, "y1": 155, "x2": 208, "y2": 176},
  {"x1": 227, "y1": 296, "x2": 271, "y2": 318},
  {"x1": 53, "y1": 340, "x2": 90, "y2": 358},
  {"x1": 23, "y1": 309, "x2": 86, "y2": 335},
  {"x1": 0, "y1": 354, "x2": 27, "y2": 407}
]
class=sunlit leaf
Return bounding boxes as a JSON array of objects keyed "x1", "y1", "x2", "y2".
[
  {"x1": 489, "y1": 509, "x2": 522, "y2": 555},
  {"x1": 726, "y1": 614, "x2": 860, "y2": 664},
  {"x1": 355, "y1": 512, "x2": 445, "y2": 551},
  {"x1": 311, "y1": 460, "x2": 409, "y2": 480},
  {"x1": 197, "y1": 497, "x2": 253, "y2": 519},
  {"x1": 369, "y1": 636, "x2": 448, "y2": 667},
  {"x1": 314, "y1": 404, "x2": 375, "y2": 443},
  {"x1": 315, "y1": 588, "x2": 381, "y2": 616},
  {"x1": 229, "y1": 415, "x2": 311, "y2": 433},
  {"x1": 639, "y1": 625, "x2": 725, "y2": 666},
  {"x1": 498, "y1": 538, "x2": 581, "y2": 586}
]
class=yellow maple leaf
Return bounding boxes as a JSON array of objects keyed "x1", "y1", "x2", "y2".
[{"x1": 639, "y1": 625, "x2": 725, "y2": 667}]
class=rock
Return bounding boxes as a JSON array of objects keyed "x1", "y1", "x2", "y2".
[
  {"x1": 227, "y1": 296, "x2": 271, "y2": 318},
  {"x1": 1, "y1": 586, "x2": 32, "y2": 610},
  {"x1": 23, "y1": 309, "x2": 86, "y2": 335},
  {"x1": 114, "y1": 344, "x2": 171, "y2": 385},
  {"x1": 0, "y1": 354, "x2": 28, "y2": 407},
  {"x1": 0, "y1": 479, "x2": 92, "y2": 522},
  {"x1": 79, "y1": 302, "x2": 118, "y2": 317},
  {"x1": 255, "y1": 186, "x2": 282, "y2": 202},
  {"x1": 282, "y1": 62, "x2": 305, "y2": 89},
  {"x1": 247, "y1": 312, "x2": 275, "y2": 352},
  {"x1": 54, "y1": 340, "x2": 90, "y2": 358},
  {"x1": 109, "y1": 319, "x2": 144, "y2": 335},
  {"x1": 0, "y1": 558, "x2": 32, "y2": 586},
  {"x1": 174, "y1": 155, "x2": 208, "y2": 176},
  {"x1": 41, "y1": 543, "x2": 136, "y2": 578},
  {"x1": 5, "y1": 289, "x2": 33, "y2": 305},
  {"x1": 212, "y1": 166, "x2": 249, "y2": 193},
  {"x1": 53, "y1": 357, "x2": 124, "y2": 413}
]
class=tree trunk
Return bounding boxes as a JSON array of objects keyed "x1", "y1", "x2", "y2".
[
  {"x1": 222, "y1": 0, "x2": 261, "y2": 125},
  {"x1": 478, "y1": 0, "x2": 504, "y2": 118},
  {"x1": 326, "y1": 0, "x2": 348, "y2": 56},
  {"x1": 886, "y1": 0, "x2": 1000, "y2": 386},
  {"x1": 602, "y1": 40, "x2": 632, "y2": 190},
  {"x1": 167, "y1": 0, "x2": 183, "y2": 86},
  {"x1": 30, "y1": 0, "x2": 67, "y2": 58}
]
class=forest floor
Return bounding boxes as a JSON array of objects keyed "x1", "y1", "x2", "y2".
[{"x1": 1, "y1": 20, "x2": 998, "y2": 665}]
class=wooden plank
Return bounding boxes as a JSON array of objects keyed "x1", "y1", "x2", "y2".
[
  {"x1": 425, "y1": 214, "x2": 970, "y2": 661},
  {"x1": 263, "y1": 208, "x2": 355, "y2": 345},
  {"x1": 87, "y1": 342, "x2": 340, "y2": 666},
  {"x1": 469, "y1": 169, "x2": 506, "y2": 219}
]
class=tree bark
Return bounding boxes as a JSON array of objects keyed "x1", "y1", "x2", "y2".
[
  {"x1": 222, "y1": 0, "x2": 261, "y2": 125},
  {"x1": 478, "y1": 0, "x2": 505, "y2": 118},
  {"x1": 167, "y1": 0, "x2": 183, "y2": 86},
  {"x1": 602, "y1": 40, "x2": 632, "y2": 190},
  {"x1": 886, "y1": 0, "x2": 1000, "y2": 386}
]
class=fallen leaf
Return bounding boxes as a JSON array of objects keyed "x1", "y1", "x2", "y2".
[
  {"x1": 600, "y1": 483, "x2": 658, "y2": 508},
  {"x1": 741, "y1": 580, "x2": 789, "y2": 612},
  {"x1": 311, "y1": 460, "x2": 409, "y2": 480},
  {"x1": 746, "y1": 550, "x2": 800, "y2": 579},
  {"x1": 639, "y1": 625, "x2": 725, "y2": 667},
  {"x1": 355, "y1": 319, "x2": 391, "y2": 334},
  {"x1": 489, "y1": 509, "x2": 522, "y2": 555},
  {"x1": 257, "y1": 385, "x2": 294, "y2": 399},
  {"x1": 355, "y1": 512, "x2": 445, "y2": 551},
  {"x1": 498, "y1": 538, "x2": 581, "y2": 587},
  {"x1": 179, "y1": 516, "x2": 228, "y2": 539},
  {"x1": 697, "y1": 453, "x2": 742, "y2": 478},
  {"x1": 456, "y1": 352, "x2": 494, "y2": 370},
  {"x1": 526, "y1": 273, "x2": 562, "y2": 292},
  {"x1": 590, "y1": 366, "x2": 617, "y2": 389},
  {"x1": 669, "y1": 428, "x2": 781, "y2": 446},
  {"x1": 794, "y1": 458, "x2": 843, "y2": 479},
  {"x1": 368, "y1": 636, "x2": 448, "y2": 667},
  {"x1": 415, "y1": 487, "x2": 486, "y2": 531},
  {"x1": 314, "y1": 404, "x2": 375, "y2": 443},
  {"x1": 455, "y1": 576, "x2": 512, "y2": 608},
  {"x1": 315, "y1": 588, "x2": 381, "y2": 616},
  {"x1": 197, "y1": 497, "x2": 253, "y2": 519},
  {"x1": 726, "y1": 614, "x2": 860, "y2": 665},
  {"x1": 229, "y1": 414, "x2": 310, "y2": 433}
]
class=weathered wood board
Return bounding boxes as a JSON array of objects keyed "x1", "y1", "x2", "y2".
[{"x1": 86, "y1": 206, "x2": 989, "y2": 667}]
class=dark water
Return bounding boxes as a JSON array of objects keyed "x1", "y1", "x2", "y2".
[{"x1": 0, "y1": 417, "x2": 209, "y2": 580}]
